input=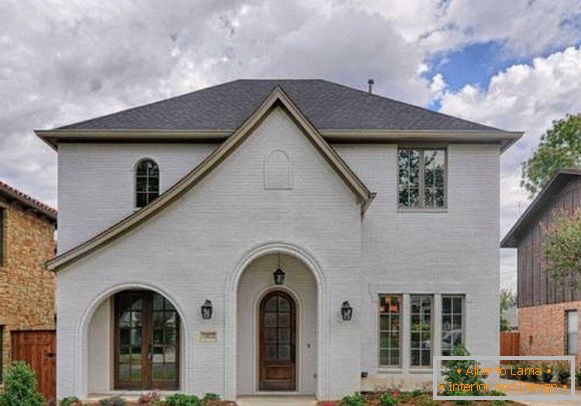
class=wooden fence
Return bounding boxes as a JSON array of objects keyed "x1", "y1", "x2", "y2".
[{"x1": 500, "y1": 331, "x2": 520, "y2": 359}]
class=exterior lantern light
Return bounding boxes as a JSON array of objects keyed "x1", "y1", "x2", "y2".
[
  {"x1": 273, "y1": 268, "x2": 285, "y2": 285},
  {"x1": 341, "y1": 301, "x2": 353, "y2": 321},
  {"x1": 201, "y1": 299, "x2": 213, "y2": 320},
  {"x1": 273, "y1": 253, "x2": 286, "y2": 285}
]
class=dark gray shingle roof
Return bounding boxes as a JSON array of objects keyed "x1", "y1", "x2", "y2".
[{"x1": 59, "y1": 79, "x2": 506, "y2": 132}]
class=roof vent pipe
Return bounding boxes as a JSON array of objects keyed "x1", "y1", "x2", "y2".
[{"x1": 368, "y1": 78, "x2": 375, "y2": 94}]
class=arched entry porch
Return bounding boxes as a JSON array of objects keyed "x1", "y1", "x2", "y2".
[
  {"x1": 79, "y1": 284, "x2": 188, "y2": 396},
  {"x1": 224, "y1": 242, "x2": 328, "y2": 400}
]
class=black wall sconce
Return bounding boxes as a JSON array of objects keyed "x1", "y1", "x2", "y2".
[
  {"x1": 201, "y1": 299, "x2": 213, "y2": 320},
  {"x1": 273, "y1": 253, "x2": 286, "y2": 285},
  {"x1": 341, "y1": 301, "x2": 353, "y2": 321},
  {"x1": 273, "y1": 268, "x2": 286, "y2": 285}
]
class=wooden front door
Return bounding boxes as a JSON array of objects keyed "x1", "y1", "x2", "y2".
[
  {"x1": 11, "y1": 330, "x2": 56, "y2": 402},
  {"x1": 114, "y1": 291, "x2": 179, "y2": 390},
  {"x1": 259, "y1": 291, "x2": 296, "y2": 391}
]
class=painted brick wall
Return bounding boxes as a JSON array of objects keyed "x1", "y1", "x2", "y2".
[
  {"x1": 334, "y1": 143, "x2": 500, "y2": 379},
  {"x1": 0, "y1": 200, "x2": 56, "y2": 381},
  {"x1": 57, "y1": 143, "x2": 218, "y2": 253},
  {"x1": 55, "y1": 107, "x2": 501, "y2": 399},
  {"x1": 56, "y1": 107, "x2": 362, "y2": 400},
  {"x1": 519, "y1": 301, "x2": 581, "y2": 361}
]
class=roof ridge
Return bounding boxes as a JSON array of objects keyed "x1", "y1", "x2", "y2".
[
  {"x1": 317, "y1": 79, "x2": 507, "y2": 133},
  {"x1": 0, "y1": 180, "x2": 57, "y2": 218}
]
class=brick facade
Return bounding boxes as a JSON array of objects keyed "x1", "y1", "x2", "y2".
[
  {"x1": 519, "y1": 301, "x2": 581, "y2": 363},
  {"x1": 0, "y1": 197, "x2": 56, "y2": 382}
]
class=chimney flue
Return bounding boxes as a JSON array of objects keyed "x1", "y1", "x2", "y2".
[{"x1": 368, "y1": 78, "x2": 375, "y2": 94}]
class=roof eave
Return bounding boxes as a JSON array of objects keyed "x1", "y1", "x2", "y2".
[
  {"x1": 501, "y1": 169, "x2": 581, "y2": 248},
  {"x1": 35, "y1": 128, "x2": 524, "y2": 152}
]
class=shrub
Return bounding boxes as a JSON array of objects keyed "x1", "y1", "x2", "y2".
[
  {"x1": 99, "y1": 396, "x2": 127, "y2": 406},
  {"x1": 410, "y1": 389, "x2": 423, "y2": 397},
  {"x1": 451, "y1": 391, "x2": 474, "y2": 405},
  {"x1": 416, "y1": 395, "x2": 437, "y2": 406},
  {"x1": 541, "y1": 365, "x2": 554, "y2": 383},
  {"x1": 138, "y1": 391, "x2": 161, "y2": 405},
  {"x1": 165, "y1": 394, "x2": 201, "y2": 406},
  {"x1": 202, "y1": 393, "x2": 220, "y2": 401},
  {"x1": 0, "y1": 361, "x2": 45, "y2": 406},
  {"x1": 60, "y1": 397, "x2": 82, "y2": 406},
  {"x1": 379, "y1": 392, "x2": 398, "y2": 406},
  {"x1": 515, "y1": 364, "x2": 528, "y2": 381},
  {"x1": 556, "y1": 363, "x2": 571, "y2": 385},
  {"x1": 339, "y1": 393, "x2": 365, "y2": 406},
  {"x1": 442, "y1": 346, "x2": 485, "y2": 396},
  {"x1": 490, "y1": 390, "x2": 506, "y2": 405}
]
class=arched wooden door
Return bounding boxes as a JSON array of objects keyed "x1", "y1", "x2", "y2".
[
  {"x1": 259, "y1": 291, "x2": 296, "y2": 391},
  {"x1": 114, "y1": 291, "x2": 179, "y2": 390}
]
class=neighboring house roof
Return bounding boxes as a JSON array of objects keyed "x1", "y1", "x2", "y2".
[
  {"x1": 35, "y1": 79, "x2": 522, "y2": 151},
  {"x1": 0, "y1": 180, "x2": 57, "y2": 223},
  {"x1": 501, "y1": 168, "x2": 581, "y2": 248},
  {"x1": 47, "y1": 87, "x2": 375, "y2": 271}
]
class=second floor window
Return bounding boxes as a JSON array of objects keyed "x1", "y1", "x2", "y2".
[
  {"x1": 398, "y1": 148, "x2": 446, "y2": 209},
  {"x1": 135, "y1": 159, "x2": 159, "y2": 208}
]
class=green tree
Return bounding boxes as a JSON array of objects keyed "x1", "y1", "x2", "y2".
[
  {"x1": 0, "y1": 361, "x2": 44, "y2": 406},
  {"x1": 499, "y1": 289, "x2": 517, "y2": 331},
  {"x1": 521, "y1": 114, "x2": 581, "y2": 198},
  {"x1": 541, "y1": 208, "x2": 581, "y2": 287}
]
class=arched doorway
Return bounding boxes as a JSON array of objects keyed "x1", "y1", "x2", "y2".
[
  {"x1": 113, "y1": 290, "x2": 180, "y2": 390},
  {"x1": 235, "y1": 250, "x2": 320, "y2": 396},
  {"x1": 259, "y1": 290, "x2": 296, "y2": 391}
]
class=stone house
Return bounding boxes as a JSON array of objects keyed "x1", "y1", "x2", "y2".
[
  {"x1": 36, "y1": 79, "x2": 522, "y2": 401},
  {"x1": 501, "y1": 169, "x2": 581, "y2": 359},
  {"x1": 0, "y1": 180, "x2": 57, "y2": 382}
]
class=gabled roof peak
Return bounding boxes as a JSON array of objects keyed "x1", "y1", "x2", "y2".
[{"x1": 46, "y1": 86, "x2": 374, "y2": 271}]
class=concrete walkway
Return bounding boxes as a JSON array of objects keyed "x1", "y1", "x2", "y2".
[{"x1": 237, "y1": 396, "x2": 317, "y2": 406}]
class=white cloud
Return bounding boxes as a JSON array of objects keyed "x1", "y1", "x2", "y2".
[
  {"x1": 357, "y1": 0, "x2": 581, "y2": 57},
  {"x1": 1, "y1": 0, "x2": 581, "y2": 292},
  {"x1": 438, "y1": 46, "x2": 581, "y2": 290}
]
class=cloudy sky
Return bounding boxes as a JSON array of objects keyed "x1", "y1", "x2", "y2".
[{"x1": 2, "y1": 0, "x2": 581, "y2": 290}]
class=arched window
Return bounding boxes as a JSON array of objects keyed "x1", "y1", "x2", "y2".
[{"x1": 135, "y1": 159, "x2": 159, "y2": 208}]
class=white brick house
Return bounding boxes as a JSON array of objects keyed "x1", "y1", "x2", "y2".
[{"x1": 36, "y1": 79, "x2": 522, "y2": 401}]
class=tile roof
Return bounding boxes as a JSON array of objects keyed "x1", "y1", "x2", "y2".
[
  {"x1": 0, "y1": 180, "x2": 57, "y2": 222},
  {"x1": 58, "y1": 79, "x2": 508, "y2": 132}
]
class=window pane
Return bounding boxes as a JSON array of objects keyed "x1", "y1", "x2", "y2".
[
  {"x1": 442, "y1": 295, "x2": 464, "y2": 356},
  {"x1": 379, "y1": 295, "x2": 401, "y2": 367},
  {"x1": 398, "y1": 149, "x2": 420, "y2": 207},
  {"x1": 135, "y1": 159, "x2": 159, "y2": 208},
  {"x1": 411, "y1": 295, "x2": 433, "y2": 366}
]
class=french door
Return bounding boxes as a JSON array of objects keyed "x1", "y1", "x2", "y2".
[
  {"x1": 114, "y1": 291, "x2": 179, "y2": 390},
  {"x1": 259, "y1": 291, "x2": 296, "y2": 391}
]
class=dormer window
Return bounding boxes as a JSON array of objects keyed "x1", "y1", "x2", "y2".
[{"x1": 135, "y1": 159, "x2": 159, "y2": 208}]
